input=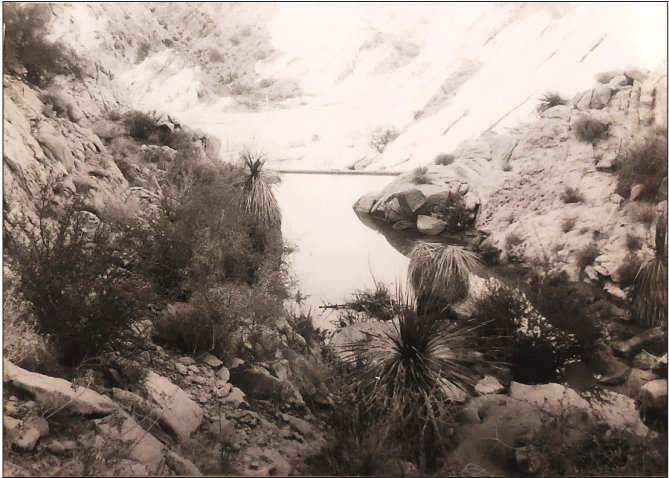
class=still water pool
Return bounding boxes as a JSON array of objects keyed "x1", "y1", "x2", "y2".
[{"x1": 275, "y1": 173, "x2": 409, "y2": 330}]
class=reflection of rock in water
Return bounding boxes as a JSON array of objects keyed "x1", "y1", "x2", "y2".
[{"x1": 355, "y1": 211, "x2": 469, "y2": 257}]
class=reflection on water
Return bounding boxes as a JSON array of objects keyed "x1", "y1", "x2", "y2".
[{"x1": 275, "y1": 174, "x2": 410, "y2": 330}]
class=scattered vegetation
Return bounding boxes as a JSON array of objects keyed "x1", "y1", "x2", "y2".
[
  {"x1": 614, "y1": 132, "x2": 668, "y2": 201},
  {"x1": 627, "y1": 202, "x2": 657, "y2": 229},
  {"x1": 617, "y1": 254, "x2": 642, "y2": 289},
  {"x1": 631, "y1": 216, "x2": 668, "y2": 328},
  {"x1": 560, "y1": 187, "x2": 585, "y2": 204},
  {"x1": 573, "y1": 115, "x2": 607, "y2": 143},
  {"x1": 434, "y1": 153, "x2": 455, "y2": 166},
  {"x1": 626, "y1": 232, "x2": 643, "y2": 252},
  {"x1": 136, "y1": 41, "x2": 151, "y2": 63},
  {"x1": 535, "y1": 91, "x2": 568, "y2": 115},
  {"x1": 370, "y1": 128, "x2": 399, "y2": 154},
  {"x1": 576, "y1": 244, "x2": 600, "y2": 272},
  {"x1": 561, "y1": 216, "x2": 577, "y2": 233},
  {"x1": 3, "y1": 3, "x2": 86, "y2": 87},
  {"x1": 411, "y1": 165, "x2": 431, "y2": 184},
  {"x1": 238, "y1": 150, "x2": 281, "y2": 227}
]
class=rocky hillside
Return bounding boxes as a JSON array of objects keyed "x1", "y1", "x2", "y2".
[
  {"x1": 355, "y1": 61, "x2": 668, "y2": 294},
  {"x1": 45, "y1": 3, "x2": 667, "y2": 170}
]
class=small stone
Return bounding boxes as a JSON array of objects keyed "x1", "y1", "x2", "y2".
[
  {"x1": 224, "y1": 387, "x2": 247, "y2": 407},
  {"x1": 15, "y1": 428, "x2": 41, "y2": 451},
  {"x1": 188, "y1": 365, "x2": 199, "y2": 373},
  {"x1": 191, "y1": 375, "x2": 207, "y2": 385},
  {"x1": 199, "y1": 353, "x2": 223, "y2": 369},
  {"x1": 229, "y1": 358, "x2": 245, "y2": 370},
  {"x1": 630, "y1": 184, "x2": 644, "y2": 201},
  {"x1": 216, "y1": 366, "x2": 230, "y2": 382},
  {"x1": 624, "y1": 66, "x2": 650, "y2": 83},
  {"x1": 610, "y1": 193, "x2": 624, "y2": 204},
  {"x1": 633, "y1": 351, "x2": 661, "y2": 371},
  {"x1": 416, "y1": 215, "x2": 447, "y2": 235},
  {"x1": 46, "y1": 440, "x2": 67, "y2": 454},
  {"x1": 178, "y1": 357, "x2": 196, "y2": 365},
  {"x1": 175, "y1": 363, "x2": 188, "y2": 375},
  {"x1": 4, "y1": 416, "x2": 22, "y2": 440},
  {"x1": 217, "y1": 382, "x2": 233, "y2": 398},
  {"x1": 26, "y1": 417, "x2": 49, "y2": 437},
  {"x1": 474, "y1": 375, "x2": 504, "y2": 395},
  {"x1": 459, "y1": 407, "x2": 481, "y2": 424},
  {"x1": 514, "y1": 445, "x2": 542, "y2": 476},
  {"x1": 608, "y1": 75, "x2": 630, "y2": 88},
  {"x1": 595, "y1": 69, "x2": 623, "y2": 84},
  {"x1": 639, "y1": 379, "x2": 668, "y2": 410}
]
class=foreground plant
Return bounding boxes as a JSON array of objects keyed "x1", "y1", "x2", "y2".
[
  {"x1": 339, "y1": 290, "x2": 483, "y2": 471},
  {"x1": 631, "y1": 214, "x2": 668, "y2": 328},
  {"x1": 408, "y1": 242, "x2": 481, "y2": 307}
]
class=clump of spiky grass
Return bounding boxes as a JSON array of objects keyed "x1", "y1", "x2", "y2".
[
  {"x1": 411, "y1": 165, "x2": 431, "y2": 184},
  {"x1": 238, "y1": 150, "x2": 281, "y2": 226},
  {"x1": 408, "y1": 242, "x2": 481, "y2": 305},
  {"x1": 631, "y1": 216, "x2": 668, "y2": 328},
  {"x1": 339, "y1": 288, "x2": 484, "y2": 470},
  {"x1": 535, "y1": 91, "x2": 567, "y2": 116}
]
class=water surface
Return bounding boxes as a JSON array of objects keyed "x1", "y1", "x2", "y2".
[{"x1": 275, "y1": 174, "x2": 408, "y2": 329}]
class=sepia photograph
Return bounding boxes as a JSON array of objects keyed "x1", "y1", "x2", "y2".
[{"x1": 3, "y1": 2, "x2": 668, "y2": 476}]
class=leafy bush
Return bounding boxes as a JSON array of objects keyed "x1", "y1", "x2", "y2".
[
  {"x1": 408, "y1": 242, "x2": 480, "y2": 308},
  {"x1": 627, "y1": 202, "x2": 657, "y2": 228},
  {"x1": 3, "y1": 3, "x2": 86, "y2": 87},
  {"x1": 626, "y1": 232, "x2": 643, "y2": 252},
  {"x1": 370, "y1": 128, "x2": 399, "y2": 153},
  {"x1": 573, "y1": 115, "x2": 607, "y2": 143},
  {"x1": 560, "y1": 187, "x2": 585, "y2": 204},
  {"x1": 535, "y1": 91, "x2": 567, "y2": 115},
  {"x1": 561, "y1": 216, "x2": 577, "y2": 233},
  {"x1": 432, "y1": 193, "x2": 476, "y2": 233},
  {"x1": 6, "y1": 189, "x2": 153, "y2": 366},
  {"x1": 136, "y1": 41, "x2": 151, "y2": 63},
  {"x1": 614, "y1": 133, "x2": 667, "y2": 201},
  {"x1": 617, "y1": 254, "x2": 641, "y2": 289},
  {"x1": 123, "y1": 111, "x2": 165, "y2": 144},
  {"x1": 434, "y1": 153, "x2": 455, "y2": 166},
  {"x1": 473, "y1": 279, "x2": 583, "y2": 384},
  {"x1": 576, "y1": 244, "x2": 600, "y2": 272},
  {"x1": 411, "y1": 165, "x2": 431, "y2": 184}
]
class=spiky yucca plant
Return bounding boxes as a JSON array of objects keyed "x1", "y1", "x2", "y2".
[
  {"x1": 535, "y1": 91, "x2": 567, "y2": 115},
  {"x1": 408, "y1": 242, "x2": 481, "y2": 306},
  {"x1": 631, "y1": 214, "x2": 668, "y2": 328},
  {"x1": 238, "y1": 150, "x2": 281, "y2": 226},
  {"x1": 340, "y1": 289, "x2": 484, "y2": 470}
]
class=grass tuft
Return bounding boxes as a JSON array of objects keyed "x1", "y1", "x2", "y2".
[{"x1": 411, "y1": 165, "x2": 431, "y2": 184}]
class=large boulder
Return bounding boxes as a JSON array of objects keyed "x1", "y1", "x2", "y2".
[
  {"x1": 35, "y1": 121, "x2": 75, "y2": 173},
  {"x1": 144, "y1": 372, "x2": 203, "y2": 442},
  {"x1": 3, "y1": 359, "x2": 118, "y2": 416},
  {"x1": 228, "y1": 367, "x2": 304, "y2": 405},
  {"x1": 353, "y1": 191, "x2": 381, "y2": 214}
]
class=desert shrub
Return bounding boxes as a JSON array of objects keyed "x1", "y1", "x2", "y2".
[
  {"x1": 123, "y1": 111, "x2": 162, "y2": 143},
  {"x1": 3, "y1": 279, "x2": 59, "y2": 374},
  {"x1": 573, "y1": 115, "x2": 607, "y2": 143},
  {"x1": 614, "y1": 133, "x2": 668, "y2": 201},
  {"x1": 560, "y1": 187, "x2": 585, "y2": 204},
  {"x1": 434, "y1": 153, "x2": 455, "y2": 166},
  {"x1": 473, "y1": 279, "x2": 584, "y2": 384},
  {"x1": 411, "y1": 165, "x2": 431, "y2": 184},
  {"x1": 340, "y1": 292, "x2": 481, "y2": 471},
  {"x1": 208, "y1": 48, "x2": 224, "y2": 63},
  {"x1": 576, "y1": 244, "x2": 600, "y2": 272},
  {"x1": 258, "y1": 78, "x2": 275, "y2": 89},
  {"x1": 561, "y1": 216, "x2": 577, "y2": 233},
  {"x1": 370, "y1": 128, "x2": 399, "y2": 154},
  {"x1": 107, "y1": 109, "x2": 123, "y2": 122},
  {"x1": 626, "y1": 232, "x2": 643, "y2": 252},
  {"x1": 6, "y1": 189, "x2": 153, "y2": 366},
  {"x1": 408, "y1": 242, "x2": 480, "y2": 310},
  {"x1": 617, "y1": 254, "x2": 641, "y2": 289},
  {"x1": 432, "y1": 193, "x2": 476, "y2": 233},
  {"x1": 136, "y1": 41, "x2": 151, "y2": 63},
  {"x1": 3, "y1": 3, "x2": 85, "y2": 87},
  {"x1": 290, "y1": 311, "x2": 323, "y2": 349},
  {"x1": 162, "y1": 38, "x2": 174, "y2": 48},
  {"x1": 254, "y1": 50, "x2": 268, "y2": 60},
  {"x1": 535, "y1": 91, "x2": 567, "y2": 115},
  {"x1": 229, "y1": 35, "x2": 241, "y2": 46},
  {"x1": 631, "y1": 216, "x2": 668, "y2": 328},
  {"x1": 627, "y1": 202, "x2": 656, "y2": 228},
  {"x1": 240, "y1": 26, "x2": 253, "y2": 37}
]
